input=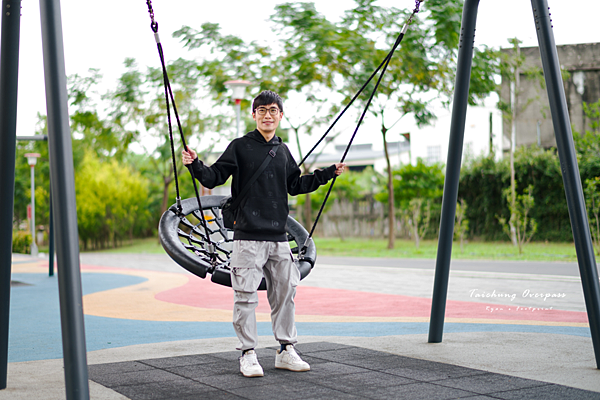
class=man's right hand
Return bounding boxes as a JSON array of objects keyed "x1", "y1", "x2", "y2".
[{"x1": 182, "y1": 148, "x2": 197, "y2": 166}]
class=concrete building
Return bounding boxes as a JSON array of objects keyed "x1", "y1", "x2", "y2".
[{"x1": 500, "y1": 42, "x2": 600, "y2": 150}]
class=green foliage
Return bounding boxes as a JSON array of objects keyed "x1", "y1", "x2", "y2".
[
  {"x1": 173, "y1": 22, "x2": 280, "y2": 123},
  {"x1": 371, "y1": 160, "x2": 444, "y2": 241},
  {"x1": 374, "y1": 159, "x2": 444, "y2": 208},
  {"x1": 109, "y1": 57, "x2": 226, "y2": 216},
  {"x1": 172, "y1": 1, "x2": 498, "y2": 249},
  {"x1": 585, "y1": 177, "x2": 600, "y2": 255},
  {"x1": 496, "y1": 38, "x2": 546, "y2": 124},
  {"x1": 69, "y1": 69, "x2": 125, "y2": 160},
  {"x1": 298, "y1": 167, "x2": 378, "y2": 213},
  {"x1": 583, "y1": 100, "x2": 600, "y2": 130},
  {"x1": 75, "y1": 152, "x2": 151, "y2": 250},
  {"x1": 425, "y1": 0, "x2": 462, "y2": 49},
  {"x1": 575, "y1": 130, "x2": 600, "y2": 158},
  {"x1": 469, "y1": 47, "x2": 501, "y2": 106},
  {"x1": 13, "y1": 2, "x2": 556, "y2": 249},
  {"x1": 12, "y1": 231, "x2": 32, "y2": 254},
  {"x1": 14, "y1": 135, "x2": 51, "y2": 228},
  {"x1": 406, "y1": 197, "x2": 432, "y2": 250},
  {"x1": 459, "y1": 155, "x2": 507, "y2": 240},
  {"x1": 497, "y1": 184, "x2": 537, "y2": 254},
  {"x1": 270, "y1": 0, "x2": 473, "y2": 248},
  {"x1": 574, "y1": 100, "x2": 600, "y2": 158},
  {"x1": 459, "y1": 145, "x2": 596, "y2": 242},
  {"x1": 426, "y1": 0, "x2": 500, "y2": 105}
]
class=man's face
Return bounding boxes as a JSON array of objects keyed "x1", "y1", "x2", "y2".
[{"x1": 253, "y1": 103, "x2": 283, "y2": 137}]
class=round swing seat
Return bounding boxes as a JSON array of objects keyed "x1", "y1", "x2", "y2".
[{"x1": 158, "y1": 195, "x2": 316, "y2": 290}]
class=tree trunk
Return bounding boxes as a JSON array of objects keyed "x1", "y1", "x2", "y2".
[
  {"x1": 509, "y1": 45, "x2": 520, "y2": 246},
  {"x1": 161, "y1": 174, "x2": 174, "y2": 216},
  {"x1": 382, "y1": 127, "x2": 395, "y2": 249},
  {"x1": 413, "y1": 223, "x2": 420, "y2": 250},
  {"x1": 303, "y1": 193, "x2": 312, "y2": 229}
]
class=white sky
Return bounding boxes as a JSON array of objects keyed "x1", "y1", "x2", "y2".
[{"x1": 11, "y1": 0, "x2": 600, "y2": 163}]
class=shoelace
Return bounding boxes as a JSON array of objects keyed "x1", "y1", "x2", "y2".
[
  {"x1": 242, "y1": 353, "x2": 259, "y2": 367},
  {"x1": 286, "y1": 348, "x2": 302, "y2": 362}
]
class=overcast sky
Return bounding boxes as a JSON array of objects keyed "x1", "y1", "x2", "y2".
[{"x1": 11, "y1": 0, "x2": 600, "y2": 155}]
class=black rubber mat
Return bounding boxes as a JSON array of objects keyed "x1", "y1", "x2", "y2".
[{"x1": 89, "y1": 342, "x2": 600, "y2": 400}]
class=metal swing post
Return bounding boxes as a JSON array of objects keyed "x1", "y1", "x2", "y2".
[
  {"x1": 428, "y1": 0, "x2": 600, "y2": 368},
  {"x1": 428, "y1": 0, "x2": 480, "y2": 343},
  {"x1": 0, "y1": 0, "x2": 21, "y2": 390},
  {"x1": 531, "y1": 0, "x2": 600, "y2": 368},
  {"x1": 40, "y1": 0, "x2": 90, "y2": 397}
]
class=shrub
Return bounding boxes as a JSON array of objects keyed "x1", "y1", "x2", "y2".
[
  {"x1": 460, "y1": 146, "x2": 600, "y2": 241},
  {"x1": 75, "y1": 152, "x2": 151, "y2": 250},
  {"x1": 12, "y1": 231, "x2": 32, "y2": 254}
]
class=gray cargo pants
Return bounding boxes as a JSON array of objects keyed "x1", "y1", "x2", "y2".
[{"x1": 230, "y1": 240, "x2": 300, "y2": 351}]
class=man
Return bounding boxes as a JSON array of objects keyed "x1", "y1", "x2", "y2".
[{"x1": 182, "y1": 90, "x2": 345, "y2": 377}]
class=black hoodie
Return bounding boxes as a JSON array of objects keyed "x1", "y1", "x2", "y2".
[{"x1": 191, "y1": 129, "x2": 337, "y2": 242}]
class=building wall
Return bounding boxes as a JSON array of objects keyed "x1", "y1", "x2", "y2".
[{"x1": 501, "y1": 43, "x2": 600, "y2": 149}]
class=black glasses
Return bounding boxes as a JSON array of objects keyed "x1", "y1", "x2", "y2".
[{"x1": 255, "y1": 107, "x2": 281, "y2": 116}]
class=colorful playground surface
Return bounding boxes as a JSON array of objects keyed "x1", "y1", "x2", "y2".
[
  {"x1": 3, "y1": 253, "x2": 600, "y2": 399},
  {"x1": 8, "y1": 253, "x2": 592, "y2": 362}
]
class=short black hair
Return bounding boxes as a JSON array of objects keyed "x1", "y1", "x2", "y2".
[{"x1": 252, "y1": 90, "x2": 283, "y2": 113}]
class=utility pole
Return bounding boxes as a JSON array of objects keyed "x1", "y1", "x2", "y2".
[{"x1": 25, "y1": 153, "x2": 41, "y2": 256}]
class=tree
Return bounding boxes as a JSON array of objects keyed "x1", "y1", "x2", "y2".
[
  {"x1": 407, "y1": 197, "x2": 432, "y2": 250},
  {"x1": 174, "y1": 14, "x2": 343, "y2": 228},
  {"x1": 14, "y1": 125, "x2": 52, "y2": 232},
  {"x1": 297, "y1": 168, "x2": 373, "y2": 240},
  {"x1": 322, "y1": 1, "x2": 438, "y2": 250},
  {"x1": 104, "y1": 58, "x2": 225, "y2": 217},
  {"x1": 497, "y1": 184, "x2": 537, "y2": 254},
  {"x1": 16, "y1": 59, "x2": 218, "y2": 246},
  {"x1": 379, "y1": 159, "x2": 443, "y2": 246},
  {"x1": 273, "y1": 0, "x2": 498, "y2": 249},
  {"x1": 389, "y1": 159, "x2": 445, "y2": 207},
  {"x1": 173, "y1": 2, "x2": 500, "y2": 245},
  {"x1": 75, "y1": 152, "x2": 150, "y2": 250},
  {"x1": 69, "y1": 68, "x2": 137, "y2": 160},
  {"x1": 459, "y1": 145, "x2": 600, "y2": 242},
  {"x1": 497, "y1": 38, "x2": 547, "y2": 246},
  {"x1": 500, "y1": 38, "x2": 522, "y2": 246}
]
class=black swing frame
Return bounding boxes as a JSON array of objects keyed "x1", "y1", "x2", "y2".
[
  {"x1": 3, "y1": 0, "x2": 600, "y2": 397},
  {"x1": 427, "y1": 0, "x2": 600, "y2": 371}
]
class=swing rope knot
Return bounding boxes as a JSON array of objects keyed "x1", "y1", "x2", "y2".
[
  {"x1": 146, "y1": 0, "x2": 159, "y2": 33},
  {"x1": 407, "y1": 0, "x2": 423, "y2": 26}
]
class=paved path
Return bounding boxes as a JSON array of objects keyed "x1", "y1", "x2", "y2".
[
  {"x1": 317, "y1": 256, "x2": 583, "y2": 276},
  {"x1": 2, "y1": 252, "x2": 599, "y2": 399}
]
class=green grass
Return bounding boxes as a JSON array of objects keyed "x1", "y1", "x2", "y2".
[
  {"x1": 71, "y1": 238, "x2": 167, "y2": 254},
  {"x1": 80, "y1": 236, "x2": 593, "y2": 262},
  {"x1": 313, "y1": 237, "x2": 583, "y2": 262}
]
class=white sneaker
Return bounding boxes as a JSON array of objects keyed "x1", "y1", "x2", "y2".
[
  {"x1": 239, "y1": 350, "x2": 264, "y2": 377},
  {"x1": 275, "y1": 345, "x2": 310, "y2": 372}
]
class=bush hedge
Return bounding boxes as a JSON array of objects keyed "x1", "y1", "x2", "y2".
[{"x1": 459, "y1": 146, "x2": 600, "y2": 241}]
